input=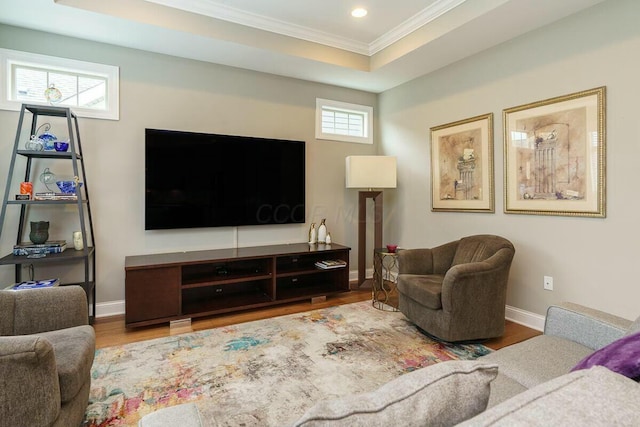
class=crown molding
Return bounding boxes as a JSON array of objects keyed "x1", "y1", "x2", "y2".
[
  {"x1": 144, "y1": 0, "x2": 468, "y2": 57},
  {"x1": 145, "y1": 0, "x2": 370, "y2": 54},
  {"x1": 369, "y1": 0, "x2": 467, "y2": 55}
]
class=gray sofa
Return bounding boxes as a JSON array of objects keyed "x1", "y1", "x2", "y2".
[
  {"x1": 480, "y1": 301, "x2": 637, "y2": 408},
  {"x1": 0, "y1": 286, "x2": 96, "y2": 427},
  {"x1": 459, "y1": 302, "x2": 640, "y2": 425},
  {"x1": 140, "y1": 302, "x2": 640, "y2": 426}
]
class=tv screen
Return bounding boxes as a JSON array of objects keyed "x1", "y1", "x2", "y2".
[{"x1": 145, "y1": 129, "x2": 305, "y2": 230}]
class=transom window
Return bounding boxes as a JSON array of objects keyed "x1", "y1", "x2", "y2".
[
  {"x1": 315, "y1": 98, "x2": 373, "y2": 144},
  {"x1": 0, "y1": 48, "x2": 119, "y2": 120}
]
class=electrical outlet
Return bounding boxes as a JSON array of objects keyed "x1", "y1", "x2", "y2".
[{"x1": 544, "y1": 276, "x2": 553, "y2": 291}]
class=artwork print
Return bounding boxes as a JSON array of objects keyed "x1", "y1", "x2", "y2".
[
  {"x1": 431, "y1": 113, "x2": 494, "y2": 212},
  {"x1": 437, "y1": 128, "x2": 483, "y2": 201},
  {"x1": 504, "y1": 87, "x2": 605, "y2": 217}
]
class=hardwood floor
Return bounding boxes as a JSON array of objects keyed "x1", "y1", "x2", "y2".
[
  {"x1": 484, "y1": 317, "x2": 541, "y2": 350},
  {"x1": 93, "y1": 289, "x2": 540, "y2": 350}
]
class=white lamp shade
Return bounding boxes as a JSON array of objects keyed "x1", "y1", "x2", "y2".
[{"x1": 345, "y1": 156, "x2": 397, "y2": 189}]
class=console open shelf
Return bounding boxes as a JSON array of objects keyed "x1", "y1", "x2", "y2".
[{"x1": 125, "y1": 242, "x2": 350, "y2": 327}]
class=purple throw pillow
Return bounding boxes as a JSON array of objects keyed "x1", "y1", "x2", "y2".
[{"x1": 571, "y1": 330, "x2": 640, "y2": 380}]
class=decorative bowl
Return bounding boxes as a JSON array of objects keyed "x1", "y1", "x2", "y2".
[
  {"x1": 386, "y1": 244, "x2": 398, "y2": 253},
  {"x1": 56, "y1": 180, "x2": 82, "y2": 194},
  {"x1": 54, "y1": 141, "x2": 69, "y2": 152}
]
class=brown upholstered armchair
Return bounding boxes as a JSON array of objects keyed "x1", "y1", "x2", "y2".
[
  {"x1": 0, "y1": 286, "x2": 95, "y2": 427},
  {"x1": 397, "y1": 235, "x2": 515, "y2": 342}
]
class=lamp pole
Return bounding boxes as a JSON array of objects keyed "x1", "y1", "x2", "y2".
[{"x1": 356, "y1": 190, "x2": 383, "y2": 288}]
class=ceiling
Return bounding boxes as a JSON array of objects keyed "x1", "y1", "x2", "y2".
[{"x1": 1, "y1": 0, "x2": 606, "y2": 93}]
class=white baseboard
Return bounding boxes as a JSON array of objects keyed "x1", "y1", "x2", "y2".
[
  {"x1": 349, "y1": 268, "x2": 373, "y2": 283},
  {"x1": 96, "y1": 286, "x2": 546, "y2": 332},
  {"x1": 96, "y1": 300, "x2": 125, "y2": 318},
  {"x1": 505, "y1": 305, "x2": 545, "y2": 331}
]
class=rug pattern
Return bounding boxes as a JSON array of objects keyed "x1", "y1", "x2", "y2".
[{"x1": 86, "y1": 301, "x2": 491, "y2": 426}]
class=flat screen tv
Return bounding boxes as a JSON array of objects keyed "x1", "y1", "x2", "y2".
[{"x1": 145, "y1": 128, "x2": 305, "y2": 230}]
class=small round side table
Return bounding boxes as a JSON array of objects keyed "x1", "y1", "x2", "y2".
[{"x1": 372, "y1": 248, "x2": 399, "y2": 311}]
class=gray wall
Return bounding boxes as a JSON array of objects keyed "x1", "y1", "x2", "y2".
[
  {"x1": 0, "y1": 25, "x2": 377, "y2": 305},
  {"x1": 2, "y1": 0, "x2": 639, "y2": 321},
  {"x1": 378, "y1": 0, "x2": 640, "y2": 320}
]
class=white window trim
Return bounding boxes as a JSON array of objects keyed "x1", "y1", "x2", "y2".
[
  {"x1": 315, "y1": 98, "x2": 373, "y2": 144},
  {"x1": 0, "y1": 48, "x2": 119, "y2": 120}
]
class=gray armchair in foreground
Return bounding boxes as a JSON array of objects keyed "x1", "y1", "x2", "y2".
[
  {"x1": 397, "y1": 234, "x2": 515, "y2": 342},
  {"x1": 0, "y1": 286, "x2": 95, "y2": 427}
]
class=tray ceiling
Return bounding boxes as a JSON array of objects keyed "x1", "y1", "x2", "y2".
[{"x1": 1, "y1": 0, "x2": 606, "y2": 92}]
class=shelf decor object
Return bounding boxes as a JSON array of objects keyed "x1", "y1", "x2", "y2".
[
  {"x1": 39, "y1": 167, "x2": 57, "y2": 192},
  {"x1": 25, "y1": 135, "x2": 44, "y2": 151},
  {"x1": 36, "y1": 122, "x2": 57, "y2": 151},
  {"x1": 56, "y1": 178, "x2": 82, "y2": 194},
  {"x1": 29, "y1": 221, "x2": 49, "y2": 244},
  {"x1": 73, "y1": 231, "x2": 84, "y2": 250},
  {"x1": 44, "y1": 84, "x2": 62, "y2": 104},
  {"x1": 54, "y1": 141, "x2": 69, "y2": 152},
  {"x1": 345, "y1": 155, "x2": 397, "y2": 288},
  {"x1": 317, "y1": 219, "x2": 327, "y2": 243},
  {"x1": 308, "y1": 222, "x2": 317, "y2": 244}
]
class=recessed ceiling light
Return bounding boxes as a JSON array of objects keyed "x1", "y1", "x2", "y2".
[{"x1": 351, "y1": 8, "x2": 368, "y2": 18}]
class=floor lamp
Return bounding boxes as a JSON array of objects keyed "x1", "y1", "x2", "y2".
[{"x1": 345, "y1": 156, "x2": 397, "y2": 288}]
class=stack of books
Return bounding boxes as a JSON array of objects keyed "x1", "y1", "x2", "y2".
[
  {"x1": 315, "y1": 259, "x2": 347, "y2": 270},
  {"x1": 5, "y1": 278, "x2": 60, "y2": 290},
  {"x1": 34, "y1": 192, "x2": 78, "y2": 201},
  {"x1": 13, "y1": 240, "x2": 67, "y2": 256}
]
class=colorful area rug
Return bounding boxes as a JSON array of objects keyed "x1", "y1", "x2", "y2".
[{"x1": 85, "y1": 301, "x2": 491, "y2": 426}]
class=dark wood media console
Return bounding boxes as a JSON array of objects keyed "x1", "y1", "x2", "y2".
[{"x1": 125, "y1": 243, "x2": 351, "y2": 327}]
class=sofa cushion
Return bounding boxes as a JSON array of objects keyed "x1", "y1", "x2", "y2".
[
  {"x1": 291, "y1": 361, "x2": 498, "y2": 427},
  {"x1": 452, "y1": 240, "x2": 493, "y2": 266},
  {"x1": 451, "y1": 236, "x2": 512, "y2": 267},
  {"x1": 545, "y1": 303, "x2": 629, "y2": 350},
  {"x1": 485, "y1": 373, "x2": 527, "y2": 408},
  {"x1": 480, "y1": 335, "x2": 592, "y2": 388},
  {"x1": 458, "y1": 366, "x2": 640, "y2": 426},
  {"x1": 572, "y1": 330, "x2": 640, "y2": 380},
  {"x1": 396, "y1": 274, "x2": 444, "y2": 310},
  {"x1": 39, "y1": 325, "x2": 96, "y2": 403}
]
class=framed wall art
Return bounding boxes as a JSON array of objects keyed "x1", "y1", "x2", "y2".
[
  {"x1": 503, "y1": 86, "x2": 606, "y2": 217},
  {"x1": 430, "y1": 113, "x2": 494, "y2": 212}
]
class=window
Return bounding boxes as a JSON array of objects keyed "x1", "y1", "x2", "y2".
[
  {"x1": 316, "y1": 98, "x2": 373, "y2": 144},
  {"x1": 0, "y1": 48, "x2": 119, "y2": 120},
  {"x1": 510, "y1": 131, "x2": 529, "y2": 148}
]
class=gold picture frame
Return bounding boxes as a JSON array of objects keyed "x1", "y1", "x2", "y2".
[
  {"x1": 503, "y1": 87, "x2": 606, "y2": 217},
  {"x1": 430, "y1": 113, "x2": 494, "y2": 212}
]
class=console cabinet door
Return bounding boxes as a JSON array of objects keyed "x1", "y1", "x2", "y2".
[{"x1": 125, "y1": 266, "x2": 180, "y2": 324}]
